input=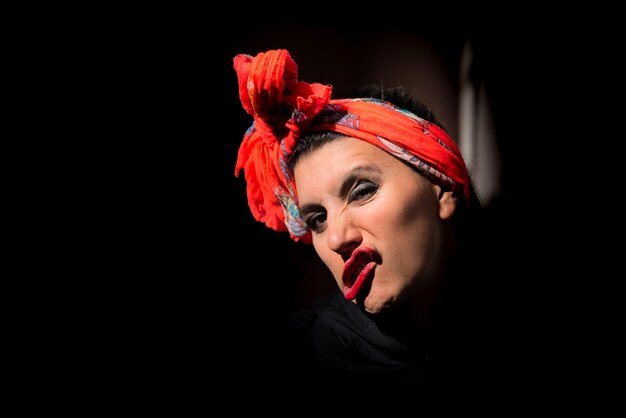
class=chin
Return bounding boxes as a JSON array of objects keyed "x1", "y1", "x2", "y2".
[
  {"x1": 360, "y1": 280, "x2": 411, "y2": 314},
  {"x1": 362, "y1": 293, "x2": 395, "y2": 315}
]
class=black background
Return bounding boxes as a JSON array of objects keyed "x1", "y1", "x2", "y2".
[{"x1": 87, "y1": 9, "x2": 618, "y2": 400}]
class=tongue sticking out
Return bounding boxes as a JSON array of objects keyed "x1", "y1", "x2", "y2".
[{"x1": 342, "y1": 248, "x2": 377, "y2": 300}]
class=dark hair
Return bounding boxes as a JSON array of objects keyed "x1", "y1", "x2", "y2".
[{"x1": 288, "y1": 85, "x2": 483, "y2": 243}]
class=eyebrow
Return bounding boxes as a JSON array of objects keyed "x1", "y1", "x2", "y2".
[{"x1": 299, "y1": 164, "x2": 382, "y2": 216}]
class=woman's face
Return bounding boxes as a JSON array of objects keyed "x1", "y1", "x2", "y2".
[{"x1": 294, "y1": 137, "x2": 456, "y2": 314}]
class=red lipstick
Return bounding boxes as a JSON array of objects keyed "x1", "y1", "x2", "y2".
[{"x1": 341, "y1": 247, "x2": 377, "y2": 300}]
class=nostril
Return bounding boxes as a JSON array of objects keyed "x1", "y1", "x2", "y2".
[{"x1": 340, "y1": 243, "x2": 359, "y2": 263}]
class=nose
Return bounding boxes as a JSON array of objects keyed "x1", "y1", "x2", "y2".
[{"x1": 326, "y1": 212, "x2": 362, "y2": 261}]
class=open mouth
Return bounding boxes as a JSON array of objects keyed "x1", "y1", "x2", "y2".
[{"x1": 341, "y1": 247, "x2": 378, "y2": 300}]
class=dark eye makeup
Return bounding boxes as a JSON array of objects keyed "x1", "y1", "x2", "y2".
[
  {"x1": 305, "y1": 212, "x2": 327, "y2": 233},
  {"x1": 349, "y1": 180, "x2": 378, "y2": 203},
  {"x1": 303, "y1": 178, "x2": 379, "y2": 234}
]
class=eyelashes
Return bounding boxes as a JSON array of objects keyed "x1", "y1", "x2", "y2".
[
  {"x1": 304, "y1": 179, "x2": 379, "y2": 234},
  {"x1": 349, "y1": 181, "x2": 378, "y2": 203},
  {"x1": 306, "y1": 212, "x2": 327, "y2": 233}
]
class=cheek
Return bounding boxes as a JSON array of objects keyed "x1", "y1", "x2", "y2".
[
  {"x1": 360, "y1": 190, "x2": 436, "y2": 260},
  {"x1": 359, "y1": 193, "x2": 422, "y2": 235}
]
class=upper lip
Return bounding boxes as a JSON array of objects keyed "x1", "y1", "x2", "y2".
[{"x1": 342, "y1": 246, "x2": 379, "y2": 287}]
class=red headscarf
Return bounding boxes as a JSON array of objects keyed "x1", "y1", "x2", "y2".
[{"x1": 234, "y1": 49, "x2": 469, "y2": 243}]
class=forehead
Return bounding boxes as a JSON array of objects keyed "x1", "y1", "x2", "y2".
[
  {"x1": 294, "y1": 137, "x2": 395, "y2": 173},
  {"x1": 293, "y1": 137, "x2": 420, "y2": 194}
]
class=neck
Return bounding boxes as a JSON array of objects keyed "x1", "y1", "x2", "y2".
[
  {"x1": 372, "y1": 279, "x2": 440, "y2": 350},
  {"x1": 372, "y1": 250, "x2": 462, "y2": 350}
]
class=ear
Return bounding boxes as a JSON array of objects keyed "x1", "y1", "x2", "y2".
[{"x1": 437, "y1": 188, "x2": 457, "y2": 220}]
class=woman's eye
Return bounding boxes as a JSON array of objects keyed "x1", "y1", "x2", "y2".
[
  {"x1": 306, "y1": 213, "x2": 327, "y2": 233},
  {"x1": 349, "y1": 181, "x2": 378, "y2": 202}
]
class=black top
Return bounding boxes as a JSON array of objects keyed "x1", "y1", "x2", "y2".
[
  {"x1": 284, "y1": 289, "x2": 473, "y2": 388},
  {"x1": 279, "y1": 234, "x2": 523, "y2": 393}
]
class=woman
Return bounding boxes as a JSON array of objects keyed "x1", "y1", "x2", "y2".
[{"x1": 233, "y1": 49, "x2": 489, "y2": 387}]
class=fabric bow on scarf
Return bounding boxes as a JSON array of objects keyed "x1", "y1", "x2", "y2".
[{"x1": 234, "y1": 49, "x2": 331, "y2": 243}]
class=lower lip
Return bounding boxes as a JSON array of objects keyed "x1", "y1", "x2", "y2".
[{"x1": 342, "y1": 261, "x2": 376, "y2": 300}]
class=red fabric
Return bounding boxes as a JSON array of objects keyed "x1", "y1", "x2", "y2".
[
  {"x1": 311, "y1": 100, "x2": 469, "y2": 204},
  {"x1": 233, "y1": 50, "x2": 331, "y2": 241},
  {"x1": 234, "y1": 49, "x2": 469, "y2": 242}
]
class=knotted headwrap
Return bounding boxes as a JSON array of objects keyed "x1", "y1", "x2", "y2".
[{"x1": 234, "y1": 49, "x2": 469, "y2": 243}]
